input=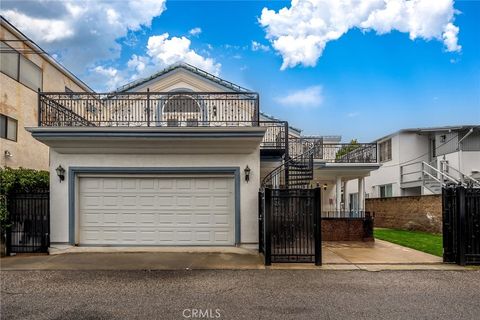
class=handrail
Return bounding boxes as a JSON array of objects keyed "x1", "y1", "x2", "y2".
[
  {"x1": 423, "y1": 170, "x2": 443, "y2": 185},
  {"x1": 444, "y1": 162, "x2": 480, "y2": 186},
  {"x1": 422, "y1": 161, "x2": 459, "y2": 184},
  {"x1": 261, "y1": 143, "x2": 315, "y2": 189}
]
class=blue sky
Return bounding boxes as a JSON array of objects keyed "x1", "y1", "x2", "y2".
[{"x1": 2, "y1": 0, "x2": 479, "y2": 141}]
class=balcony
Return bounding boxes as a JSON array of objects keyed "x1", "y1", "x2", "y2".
[
  {"x1": 37, "y1": 91, "x2": 288, "y2": 154},
  {"x1": 288, "y1": 137, "x2": 377, "y2": 163}
]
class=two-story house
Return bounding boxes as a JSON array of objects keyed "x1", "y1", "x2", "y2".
[
  {"x1": 0, "y1": 17, "x2": 92, "y2": 170},
  {"x1": 25, "y1": 61, "x2": 379, "y2": 249},
  {"x1": 346, "y1": 125, "x2": 480, "y2": 206}
]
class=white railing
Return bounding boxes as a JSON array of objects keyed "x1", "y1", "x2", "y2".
[{"x1": 443, "y1": 162, "x2": 480, "y2": 187}]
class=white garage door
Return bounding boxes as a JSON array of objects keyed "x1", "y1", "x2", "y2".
[{"x1": 78, "y1": 176, "x2": 235, "y2": 245}]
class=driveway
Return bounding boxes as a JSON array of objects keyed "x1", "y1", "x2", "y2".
[
  {"x1": 1, "y1": 270, "x2": 479, "y2": 320},
  {"x1": 0, "y1": 240, "x2": 447, "y2": 271}
]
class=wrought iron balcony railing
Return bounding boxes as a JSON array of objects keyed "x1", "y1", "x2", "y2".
[
  {"x1": 37, "y1": 91, "x2": 290, "y2": 153},
  {"x1": 38, "y1": 91, "x2": 260, "y2": 127},
  {"x1": 289, "y1": 137, "x2": 377, "y2": 163}
]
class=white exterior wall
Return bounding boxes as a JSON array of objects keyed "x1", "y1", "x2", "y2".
[
  {"x1": 346, "y1": 132, "x2": 430, "y2": 198},
  {"x1": 443, "y1": 150, "x2": 480, "y2": 180},
  {"x1": 49, "y1": 148, "x2": 260, "y2": 246}
]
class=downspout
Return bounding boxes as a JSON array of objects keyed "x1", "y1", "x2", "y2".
[{"x1": 457, "y1": 128, "x2": 474, "y2": 184}]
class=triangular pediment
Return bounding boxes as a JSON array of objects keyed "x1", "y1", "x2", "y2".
[{"x1": 117, "y1": 63, "x2": 249, "y2": 93}]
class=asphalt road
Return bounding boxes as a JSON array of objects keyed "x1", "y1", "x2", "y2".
[{"x1": 1, "y1": 270, "x2": 479, "y2": 320}]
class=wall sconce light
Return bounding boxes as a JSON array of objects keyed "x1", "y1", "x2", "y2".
[
  {"x1": 56, "y1": 165, "x2": 65, "y2": 182},
  {"x1": 323, "y1": 183, "x2": 328, "y2": 191},
  {"x1": 4, "y1": 150, "x2": 13, "y2": 158},
  {"x1": 212, "y1": 106, "x2": 217, "y2": 117},
  {"x1": 244, "y1": 165, "x2": 251, "y2": 182}
]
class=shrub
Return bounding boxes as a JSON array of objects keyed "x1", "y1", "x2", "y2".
[
  {"x1": 335, "y1": 139, "x2": 359, "y2": 160},
  {"x1": 0, "y1": 167, "x2": 49, "y2": 229}
]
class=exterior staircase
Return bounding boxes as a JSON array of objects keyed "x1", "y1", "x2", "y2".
[
  {"x1": 423, "y1": 176, "x2": 442, "y2": 194},
  {"x1": 262, "y1": 146, "x2": 315, "y2": 189}
]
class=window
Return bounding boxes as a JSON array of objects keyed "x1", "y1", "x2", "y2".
[
  {"x1": 379, "y1": 139, "x2": 392, "y2": 162},
  {"x1": 0, "y1": 114, "x2": 18, "y2": 142},
  {"x1": 379, "y1": 184, "x2": 393, "y2": 198},
  {"x1": 19, "y1": 55, "x2": 42, "y2": 91},
  {"x1": 0, "y1": 41, "x2": 43, "y2": 91},
  {"x1": 0, "y1": 41, "x2": 19, "y2": 79}
]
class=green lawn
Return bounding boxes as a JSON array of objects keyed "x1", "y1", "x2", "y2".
[{"x1": 374, "y1": 228, "x2": 443, "y2": 257}]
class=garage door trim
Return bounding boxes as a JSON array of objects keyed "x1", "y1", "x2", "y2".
[{"x1": 68, "y1": 167, "x2": 241, "y2": 245}]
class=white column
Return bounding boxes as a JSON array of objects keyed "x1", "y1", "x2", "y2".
[
  {"x1": 358, "y1": 177, "x2": 365, "y2": 212},
  {"x1": 336, "y1": 176, "x2": 342, "y2": 213},
  {"x1": 343, "y1": 180, "x2": 349, "y2": 211}
]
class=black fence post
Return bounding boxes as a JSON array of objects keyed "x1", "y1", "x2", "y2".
[
  {"x1": 264, "y1": 188, "x2": 272, "y2": 266},
  {"x1": 456, "y1": 186, "x2": 466, "y2": 266},
  {"x1": 314, "y1": 187, "x2": 322, "y2": 266},
  {"x1": 37, "y1": 88, "x2": 42, "y2": 126},
  {"x1": 258, "y1": 190, "x2": 264, "y2": 254},
  {"x1": 146, "y1": 88, "x2": 151, "y2": 127}
]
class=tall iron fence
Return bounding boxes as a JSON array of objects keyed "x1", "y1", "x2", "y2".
[
  {"x1": 6, "y1": 191, "x2": 50, "y2": 254},
  {"x1": 260, "y1": 188, "x2": 321, "y2": 265},
  {"x1": 443, "y1": 186, "x2": 480, "y2": 265}
]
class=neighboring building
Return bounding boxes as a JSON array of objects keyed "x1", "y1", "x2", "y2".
[
  {"x1": 28, "y1": 63, "x2": 379, "y2": 248},
  {"x1": 0, "y1": 17, "x2": 91, "y2": 170},
  {"x1": 346, "y1": 125, "x2": 480, "y2": 205}
]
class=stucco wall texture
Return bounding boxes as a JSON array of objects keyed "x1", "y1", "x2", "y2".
[{"x1": 366, "y1": 195, "x2": 442, "y2": 233}]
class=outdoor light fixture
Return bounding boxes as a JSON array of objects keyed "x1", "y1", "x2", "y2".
[
  {"x1": 56, "y1": 165, "x2": 65, "y2": 182},
  {"x1": 212, "y1": 106, "x2": 217, "y2": 117},
  {"x1": 4, "y1": 150, "x2": 12, "y2": 157},
  {"x1": 323, "y1": 183, "x2": 328, "y2": 191},
  {"x1": 244, "y1": 165, "x2": 251, "y2": 182}
]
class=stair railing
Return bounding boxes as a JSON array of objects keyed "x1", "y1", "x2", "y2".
[
  {"x1": 422, "y1": 161, "x2": 459, "y2": 186},
  {"x1": 262, "y1": 144, "x2": 316, "y2": 190},
  {"x1": 443, "y1": 162, "x2": 480, "y2": 187}
]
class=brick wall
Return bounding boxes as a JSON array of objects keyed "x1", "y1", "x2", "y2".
[
  {"x1": 322, "y1": 218, "x2": 374, "y2": 241},
  {"x1": 366, "y1": 195, "x2": 442, "y2": 233}
]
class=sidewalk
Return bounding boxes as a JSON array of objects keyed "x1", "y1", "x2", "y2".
[{"x1": 0, "y1": 241, "x2": 468, "y2": 271}]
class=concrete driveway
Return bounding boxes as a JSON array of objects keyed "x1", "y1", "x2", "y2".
[
  {"x1": 2, "y1": 270, "x2": 480, "y2": 320},
  {"x1": 1, "y1": 240, "x2": 461, "y2": 271}
]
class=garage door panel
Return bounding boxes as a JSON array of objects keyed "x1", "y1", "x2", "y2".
[{"x1": 79, "y1": 176, "x2": 234, "y2": 245}]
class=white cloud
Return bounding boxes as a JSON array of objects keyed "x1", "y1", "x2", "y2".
[
  {"x1": 92, "y1": 66, "x2": 124, "y2": 91},
  {"x1": 145, "y1": 33, "x2": 221, "y2": 75},
  {"x1": 1, "y1": 0, "x2": 166, "y2": 73},
  {"x1": 347, "y1": 112, "x2": 359, "y2": 117},
  {"x1": 189, "y1": 27, "x2": 202, "y2": 36},
  {"x1": 251, "y1": 41, "x2": 270, "y2": 52},
  {"x1": 276, "y1": 85, "x2": 324, "y2": 108},
  {"x1": 259, "y1": 0, "x2": 461, "y2": 70}
]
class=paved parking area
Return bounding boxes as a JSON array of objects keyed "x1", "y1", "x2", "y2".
[{"x1": 1, "y1": 269, "x2": 479, "y2": 320}]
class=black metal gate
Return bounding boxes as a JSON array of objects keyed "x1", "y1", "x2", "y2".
[
  {"x1": 443, "y1": 186, "x2": 480, "y2": 265},
  {"x1": 6, "y1": 191, "x2": 50, "y2": 254},
  {"x1": 260, "y1": 188, "x2": 321, "y2": 265}
]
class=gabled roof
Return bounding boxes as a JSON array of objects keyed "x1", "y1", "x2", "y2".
[
  {"x1": 115, "y1": 62, "x2": 251, "y2": 93},
  {"x1": 1, "y1": 16, "x2": 93, "y2": 92}
]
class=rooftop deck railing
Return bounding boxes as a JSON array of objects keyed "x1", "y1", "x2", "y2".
[
  {"x1": 289, "y1": 138, "x2": 377, "y2": 163},
  {"x1": 38, "y1": 91, "x2": 260, "y2": 127},
  {"x1": 38, "y1": 91, "x2": 291, "y2": 152}
]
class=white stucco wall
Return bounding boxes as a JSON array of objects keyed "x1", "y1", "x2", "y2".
[
  {"x1": 443, "y1": 150, "x2": 480, "y2": 180},
  {"x1": 49, "y1": 148, "x2": 260, "y2": 246},
  {"x1": 346, "y1": 132, "x2": 430, "y2": 198}
]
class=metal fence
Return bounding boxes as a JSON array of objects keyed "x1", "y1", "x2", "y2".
[
  {"x1": 443, "y1": 186, "x2": 480, "y2": 265},
  {"x1": 260, "y1": 188, "x2": 321, "y2": 265},
  {"x1": 288, "y1": 138, "x2": 377, "y2": 163},
  {"x1": 39, "y1": 91, "x2": 260, "y2": 127},
  {"x1": 6, "y1": 191, "x2": 50, "y2": 254}
]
